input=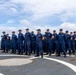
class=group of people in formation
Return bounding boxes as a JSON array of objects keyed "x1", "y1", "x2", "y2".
[{"x1": 1, "y1": 28, "x2": 76, "y2": 58}]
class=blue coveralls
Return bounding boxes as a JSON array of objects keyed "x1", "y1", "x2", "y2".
[
  {"x1": 12, "y1": 34, "x2": 17, "y2": 53},
  {"x1": 52, "y1": 34, "x2": 59, "y2": 54},
  {"x1": 6, "y1": 37, "x2": 10, "y2": 52},
  {"x1": 57, "y1": 33, "x2": 66, "y2": 56},
  {"x1": 36, "y1": 33, "x2": 43, "y2": 56},
  {"x1": 65, "y1": 34, "x2": 71, "y2": 54},
  {"x1": 2, "y1": 35, "x2": 7, "y2": 52},
  {"x1": 73, "y1": 35, "x2": 76, "y2": 51},
  {"x1": 44, "y1": 32, "x2": 52, "y2": 54},
  {"x1": 24, "y1": 32, "x2": 31, "y2": 54},
  {"x1": 9, "y1": 39, "x2": 12, "y2": 51},
  {"x1": 31, "y1": 34, "x2": 36, "y2": 53},
  {"x1": 42, "y1": 37, "x2": 46, "y2": 53},
  {"x1": 70, "y1": 36, "x2": 75, "y2": 54},
  {"x1": 1, "y1": 36, "x2": 4, "y2": 50},
  {"x1": 18, "y1": 33, "x2": 24, "y2": 54}
]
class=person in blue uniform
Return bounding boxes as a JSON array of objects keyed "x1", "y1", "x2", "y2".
[
  {"x1": 6, "y1": 34, "x2": 11, "y2": 52},
  {"x1": 52, "y1": 30, "x2": 58, "y2": 54},
  {"x1": 31, "y1": 31, "x2": 36, "y2": 54},
  {"x1": 1, "y1": 35, "x2": 4, "y2": 50},
  {"x1": 24, "y1": 28, "x2": 31, "y2": 56},
  {"x1": 44, "y1": 29, "x2": 52, "y2": 56},
  {"x1": 5, "y1": 36, "x2": 10, "y2": 53},
  {"x1": 52, "y1": 30, "x2": 59, "y2": 56},
  {"x1": 42, "y1": 32, "x2": 47, "y2": 53},
  {"x1": 2, "y1": 31, "x2": 7, "y2": 52},
  {"x1": 9, "y1": 37, "x2": 13, "y2": 51},
  {"x1": 65, "y1": 30, "x2": 71, "y2": 55},
  {"x1": 70, "y1": 32, "x2": 75, "y2": 54},
  {"x1": 35, "y1": 29, "x2": 44, "y2": 58},
  {"x1": 57, "y1": 29, "x2": 66, "y2": 57},
  {"x1": 7, "y1": 34, "x2": 9, "y2": 37},
  {"x1": 73, "y1": 31, "x2": 76, "y2": 51},
  {"x1": 12, "y1": 31, "x2": 17, "y2": 54},
  {"x1": 18, "y1": 29, "x2": 24, "y2": 55}
]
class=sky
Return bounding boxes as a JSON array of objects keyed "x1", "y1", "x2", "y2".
[{"x1": 0, "y1": 0, "x2": 76, "y2": 35}]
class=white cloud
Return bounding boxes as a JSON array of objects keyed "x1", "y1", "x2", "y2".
[
  {"x1": 0, "y1": 26, "x2": 17, "y2": 35},
  {"x1": 0, "y1": 0, "x2": 76, "y2": 36},
  {"x1": 10, "y1": 7, "x2": 17, "y2": 13},
  {"x1": 20, "y1": 19, "x2": 31, "y2": 25},
  {"x1": 0, "y1": 1, "x2": 18, "y2": 15},
  {"x1": 11, "y1": 0, "x2": 76, "y2": 20},
  {"x1": 0, "y1": 22, "x2": 76, "y2": 36},
  {"x1": 60, "y1": 22, "x2": 76, "y2": 31}
]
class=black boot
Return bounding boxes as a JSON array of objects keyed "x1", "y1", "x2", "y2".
[
  {"x1": 28, "y1": 52, "x2": 31, "y2": 56},
  {"x1": 41, "y1": 54, "x2": 43, "y2": 58},
  {"x1": 64, "y1": 54, "x2": 66, "y2": 58},
  {"x1": 35, "y1": 55, "x2": 39, "y2": 57},
  {"x1": 69, "y1": 52, "x2": 71, "y2": 56},
  {"x1": 49, "y1": 52, "x2": 51, "y2": 56},
  {"x1": 25, "y1": 51, "x2": 28, "y2": 55},
  {"x1": 20, "y1": 52, "x2": 23, "y2": 55}
]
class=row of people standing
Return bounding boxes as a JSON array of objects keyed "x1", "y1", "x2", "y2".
[
  {"x1": 1, "y1": 28, "x2": 43, "y2": 58},
  {"x1": 1, "y1": 28, "x2": 76, "y2": 58},
  {"x1": 43, "y1": 29, "x2": 76, "y2": 57}
]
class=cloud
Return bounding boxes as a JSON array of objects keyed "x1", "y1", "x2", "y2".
[
  {"x1": 11, "y1": 0, "x2": 76, "y2": 21},
  {"x1": 0, "y1": 26, "x2": 17, "y2": 35},
  {"x1": 10, "y1": 7, "x2": 17, "y2": 13},
  {"x1": 0, "y1": 0, "x2": 76, "y2": 36},
  {"x1": 0, "y1": 0, "x2": 18, "y2": 15},
  {"x1": 60, "y1": 22, "x2": 76, "y2": 31},
  {"x1": 20, "y1": 19, "x2": 31, "y2": 25},
  {"x1": 0, "y1": 0, "x2": 76, "y2": 22},
  {"x1": 0, "y1": 22, "x2": 76, "y2": 36}
]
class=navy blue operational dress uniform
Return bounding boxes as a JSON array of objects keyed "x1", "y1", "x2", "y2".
[
  {"x1": 52, "y1": 30, "x2": 59, "y2": 55},
  {"x1": 44, "y1": 29, "x2": 52, "y2": 56},
  {"x1": 73, "y1": 31, "x2": 76, "y2": 51},
  {"x1": 57, "y1": 29, "x2": 66, "y2": 57},
  {"x1": 1, "y1": 36, "x2": 4, "y2": 50},
  {"x1": 42, "y1": 32, "x2": 47, "y2": 53},
  {"x1": 1, "y1": 29, "x2": 76, "y2": 57},
  {"x1": 6, "y1": 36, "x2": 10, "y2": 52},
  {"x1": 18, "y1": 30, "x2": 24, "y2": 54},
  {"x1": 35, "y1": 29, "x2": 43, "y2": 58},
  {"x1": 12, "y1": 31, "x2": 17, "y2": 54},
  {"x1": 9, "y1": 37, "x2": 13, "y2": 51},
  {"x1": 31, "y1": 31, "x2": 36, "y2": 54},
  {"x1": 24, "y1": 28, "x2": 31, "y2": 56},
  {"x1": 70, "y1": 32, "x2": 75, "y2": 54},
  {"x1": 1, "y1": 32, "x2": 7, "y2": 52},
  {"x1": 65, "y1": 31, "x2": 71, "y2": 55}
]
